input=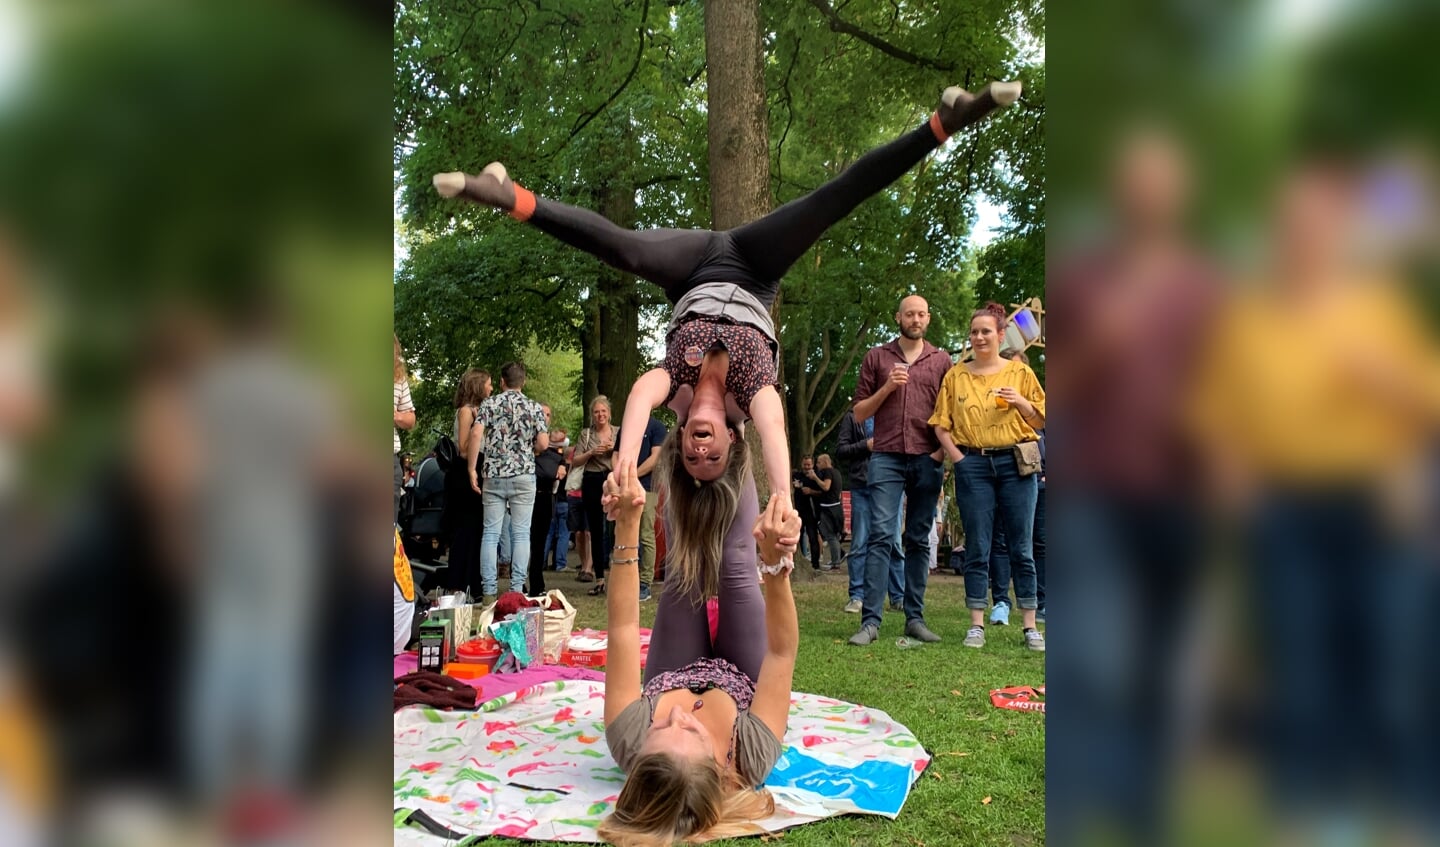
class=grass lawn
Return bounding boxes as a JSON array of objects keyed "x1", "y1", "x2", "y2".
[{"x1": 443, "y1": 559, "x2": 1046, "y2": 846}]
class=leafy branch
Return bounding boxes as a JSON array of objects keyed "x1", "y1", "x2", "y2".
[{"x1": 804, "y1": 0, "x2": 955, "y2": 72}]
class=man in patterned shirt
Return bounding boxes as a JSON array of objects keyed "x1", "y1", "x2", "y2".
[{"x1": 467, "y1": 362, "x2": 549, "y2": 598}]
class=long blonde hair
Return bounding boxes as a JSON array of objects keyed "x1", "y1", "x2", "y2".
[
  {"x1": 657, "y1": 425, "x2": 751, "y2": 602},
  {"x1": 393, "y1": 334, "x2": 408, "y2": 384},
  {"x1": 597, "y1": 752, "x2": 774, "y2": 846}
]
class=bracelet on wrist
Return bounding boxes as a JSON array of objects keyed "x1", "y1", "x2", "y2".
[
  {"x1": 758, "y1": 554, "x2": 794, "y2": 577},
  {"x1": 610, "y1": 556, "x2": 639, "y2": 566}
]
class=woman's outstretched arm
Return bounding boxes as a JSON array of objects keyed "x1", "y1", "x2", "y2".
[
  {"x1": 617, "y1": 368, "x2": 672, "y2": 469},
  {"x1": 603, "y1": 369, "x2": 672, "y2": 519},
  {"x1": 749, "y1": 495, "x2": 802, "y2": 743},
  {"x1": 603, "y1": 458, "x2": 647, "y2": 727},
  {"x1": 749, "y1": 386, "x2": 792, "y2": 511}
]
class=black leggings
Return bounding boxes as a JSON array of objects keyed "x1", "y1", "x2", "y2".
[
  {"x1": 582, "y1": 471, "x2": 613, "y2": 581},
  {"x1": 525, "y1": 122, "x2": 943, "y2": 305}
]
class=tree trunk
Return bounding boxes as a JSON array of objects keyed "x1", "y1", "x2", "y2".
[
  {"x1": 594, "y1": 182, "x2": 641, "y2": 423},
  {"x1": 704, "y1": 0, "x2": 775, "y2": 500}
]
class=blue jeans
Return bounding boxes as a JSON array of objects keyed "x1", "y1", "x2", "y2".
[
  {"x1": 954, "y1": 450, "x2": 1037, "y2": 610},
  {"x1": 890, "y1": 497, "x2": 906, "y2": 606},
  {"x1": 481, "y1": 475, "x2": 535, "y2": 596},
  {"x1": 988, "y1": 520, "x2": 1011, "y2": 606},
  {"x1": 861, "y1": 452, "x2": 945, "y2": 628},
  {"x1": 846, "y1": 485, "x2": 873, "y2": 601},
  {"x1": 1033, "y1": 487, "x2": 1046, "y2": 608},
  {"x1": 987, "y1": 487, "x2": 1047, "y2": 609},
  {"x1": 546, "y1": 498, "x2": 570, "y2": 570},
  {"x1": 498, "y1": 511, "x2": 512, "y2": 563}
]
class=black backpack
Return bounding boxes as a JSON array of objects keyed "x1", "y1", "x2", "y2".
[
  {"x1": 432, "y1": 405, "x2": 477, "y2": 472},
  {"x1": 431, "y1": 431, "x2": 460, "y2": 471}
]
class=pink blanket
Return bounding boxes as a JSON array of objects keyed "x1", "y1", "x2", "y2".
[{"x1": 394, "y1": 652, "x2": 604, "y2": 702}]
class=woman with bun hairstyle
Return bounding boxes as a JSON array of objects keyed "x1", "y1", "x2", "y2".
[{"x1": 929, "y1": 302, "x2": 1046, "y2": 652}]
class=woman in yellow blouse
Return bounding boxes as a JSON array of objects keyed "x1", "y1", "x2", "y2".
[{"x1": 930, "y1": 302, "x2": 1047, "y2": 652}]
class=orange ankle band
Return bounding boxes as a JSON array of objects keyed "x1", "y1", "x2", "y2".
[
  {"x1": 509, "y1": 185, "x2": 536, "y2": 221},
  {"x1": 929, "y1": 112, "x2": 949, "y2": 143}
]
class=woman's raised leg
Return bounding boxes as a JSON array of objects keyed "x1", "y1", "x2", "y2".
[
  {"x1": 435, "y1": 163, "x2": 715, "y2": 296},
  {"x1": 727, "y1": 81, "x2": 1020, "y2": 287}
]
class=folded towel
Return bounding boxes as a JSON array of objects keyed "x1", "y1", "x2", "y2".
[{"x1": 394, "y1": 671, "x2": 479, "y2": 712}]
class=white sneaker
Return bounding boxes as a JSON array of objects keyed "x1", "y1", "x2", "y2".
[
  {"x1": 963, "y1": 626, "x2": 986, "y2": 648},
  {"x1": 1023, "y1": 628, "x2": 1046, "y2": 653},
  {"x1": 843, "y1": 598, "x2": 862, "y2": 614}
]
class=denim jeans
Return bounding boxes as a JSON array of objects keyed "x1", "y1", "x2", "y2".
[
  {"x1": 498, "y1": 510, "x2": 515, "y2": 563},
  {"x1": 861, "y1": 452, "x2": 945, "y2": 628},
  {"x1": 889, "y1": 499, "x2": 906, "y2": 606},
  {"x1": 1034, "y1": 487, "x2": 1046, "y2": 608},
  {"x1": 954, "y1": 450, "x2": 1037, "y2": 610},
  {"x1": 846, "y1": 484, "x2": 873, "y2": 601},
  {"x1": 988, "y1": 521, "x2": 1011, "y2": 606},
  {"x1": 481, "y1": 475, "x2": 535, "y2": 596},
  {"x1": 546, "y1": 498, "x2": 570, "y2": 570},
  {"x1": 1048, "y1": 494, "x2": 1201, "y2": 846}
]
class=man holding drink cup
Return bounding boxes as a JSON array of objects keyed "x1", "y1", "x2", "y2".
[{"x1": 847, "y1": 295, "x2": 951, "y2": 645}]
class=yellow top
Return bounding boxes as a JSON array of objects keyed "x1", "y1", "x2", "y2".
[
  {"x1": 928, "y1": 359, "x2": 1046, "y2": 448},
  {"x1": 1188, "y1": 279, "x2": 1440, "y2": 483}
]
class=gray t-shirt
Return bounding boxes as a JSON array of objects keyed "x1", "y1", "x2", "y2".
[{"x1": 605, "y1": 696, "x2": 784, "y2": 788}]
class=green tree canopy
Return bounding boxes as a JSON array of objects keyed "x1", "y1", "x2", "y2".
[{"x1": 394, "y1": 0, "x2": 1045, "y2": 458}]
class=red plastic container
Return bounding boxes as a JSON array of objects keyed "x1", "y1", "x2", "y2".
[{"x1": 456, "y1": 637, "x2": 502, "y2": 669}]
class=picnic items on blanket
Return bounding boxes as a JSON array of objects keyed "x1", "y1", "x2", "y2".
[
  {"x1": 417, "y1": 617, "x2": 454, "y2": 672},
  {"x1": 493, "y1": 591, "x2": 540, "y2": 620},
  {"x1": 393, "y1": 671, "x2": 478, "y2": 712},
  {"x1": 442, "y1": 662, "x2": 490, "y2": 681},
  {"x1": 990, "y1": 685, "x2": 1045, "y2": 713},
  {"x1": 558, "y1": 633, "x2": 607, "y2": 668},
  {"x1": 393, "y1": 681, "x2": 930, "y2": 844},
  {"x1": 455, "y1": 637, "x2": 502, "y2": 671},
  {"x1": 489, "y1": 618, "x2": 534, "y2": 672},
  {"x1": 476, "y1": 590, "x2": 578, "y2": 663}
]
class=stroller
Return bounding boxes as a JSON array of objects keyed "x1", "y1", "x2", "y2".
[{"x1": 399, "y1": 454, "x2": 449, "y2": 589}]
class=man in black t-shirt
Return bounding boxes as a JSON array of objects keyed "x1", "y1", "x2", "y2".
[
  {"x1": 635, "y1": 416, "x2": 668, "y2": 600},
  {"x1": 793, "y1": 455, "x2": 825, "y2": 569},
  {"x1": 812, "y1": 454, "x2": 844, "y2": 569}
]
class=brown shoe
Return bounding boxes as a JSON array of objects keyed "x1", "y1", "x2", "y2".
[{"x1": 576, "y1": 570, "x2": 595, "y2": 583}]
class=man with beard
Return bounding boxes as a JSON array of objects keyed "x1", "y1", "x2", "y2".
[{"x1": 847, "y1": 295, "x2": 950, "y2": 645}]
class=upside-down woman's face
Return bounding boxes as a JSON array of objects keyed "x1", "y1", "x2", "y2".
[
  {"x1": 642, "y1": 703, "x2": 720, "y2": 765},
  {"x1": 681, "y1": 411, "x2": 734, "y2": 481}
]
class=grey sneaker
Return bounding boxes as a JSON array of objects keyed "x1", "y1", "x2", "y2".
[
  {"x1": 962, "y1": 625, "x2": 986, "y2": 648},
  {"x1": 638, "y1": 585, "x2": 652, "y2": 602},
  {"x1": 904, "y1": 620, "x2": 942, "y2": 643},
  {"x1": 843, "y1": 598, "x2": 863, "y2": 614},
  {"x1": 848, "y1": 624, "x2": 880, "y2": 646},
  {"x1": 1023, "y1": 628, "x2": 1046, "y2": 652}
]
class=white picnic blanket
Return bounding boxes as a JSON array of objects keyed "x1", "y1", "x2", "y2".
[{"x1": 394, "y1": 679, "x2": 929, "y2": 843}]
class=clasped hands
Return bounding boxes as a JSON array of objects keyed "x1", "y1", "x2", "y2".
[{"x1": 602, "y1": 458, "x2": 800, "y2": 564}]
